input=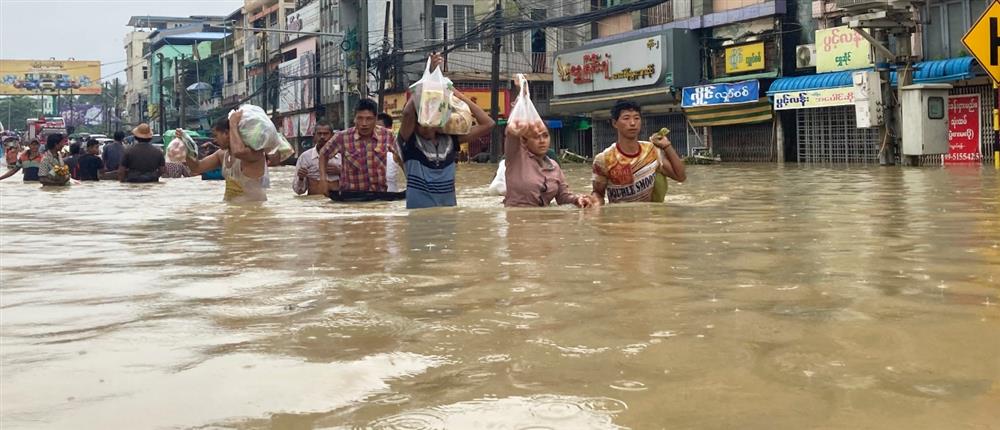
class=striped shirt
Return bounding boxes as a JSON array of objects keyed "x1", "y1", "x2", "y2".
[{"x1": 321, "y1": 126, "x2": 396, "y2": 192}]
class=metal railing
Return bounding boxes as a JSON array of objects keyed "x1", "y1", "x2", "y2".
[{"x1": 222, "y1": 81, "x2": 247, "y2": 103}]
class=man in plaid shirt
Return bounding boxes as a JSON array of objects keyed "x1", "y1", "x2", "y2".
[{"x1": 319, "y1": 99, "x2": 399, "y2": 195}]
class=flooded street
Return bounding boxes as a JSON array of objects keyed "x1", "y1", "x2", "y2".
[{"x1": 1, "y1": 164, "x2": 998, "y2": 429}]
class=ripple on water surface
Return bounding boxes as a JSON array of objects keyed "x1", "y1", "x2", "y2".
[{"x1": 365, "y1": 395, "x2": 627, "y2": 429}]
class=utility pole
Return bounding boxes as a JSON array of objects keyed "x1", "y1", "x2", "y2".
[
  {"x1": 377, "y1": 0, "x2": 391, "y2": 109},
  {"x1": 158, "y1": 53, "x2": 165, "y2": 134},
  {"x1": 177, "y1": 55, "x2": 186, "y2": 129},
  {"x1": 262, "y1": 32, "x2": 269, "y2": 112},
  {"x1": 113, "y1": 78, "x2": 120, "y2": 133},
  {"x1": 489, "y1": 0, "x2": 502, "y2": 162},
  {"x1": 443, "y1": 22, "x2": 448, "y2": 71},
  {"x1": 392, "y1": 0, "x2": 404, "y2": 90},
  {"x1": 68, "y1": 88, "x2": 74, "y2": 130},
  {"x1": 342, "y1": 50, "x2": 350, "y2": 129},
  {"x1": 359, "y1": 0, "x2": 370, "y2": 99}
]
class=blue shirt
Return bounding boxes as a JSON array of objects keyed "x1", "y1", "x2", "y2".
[
  {"x1": 102, "y1": 141, "x2": 125, "y2": 171},
  {"x1": 401, "y1": 134, "x2": 458, "y2": 209}
]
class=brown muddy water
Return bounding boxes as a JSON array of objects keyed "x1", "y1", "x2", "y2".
[{"x1": 1, "y1": 164, "x2": 998, "y2": 429}]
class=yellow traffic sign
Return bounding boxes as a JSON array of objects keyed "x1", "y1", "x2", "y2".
[{"x1": 964, "y1": 0, "x2": 1000, "y2": 82}]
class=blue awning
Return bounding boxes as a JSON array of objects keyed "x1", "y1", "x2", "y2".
[
  {"x1": 767, "y1": 72, "x2": 854, "y2": 94},
  {"x1": 769, "y1": 57, "x2": 978, "y2": 94},
  {"x1": 545, "y1": 120, "x2": 563, "y2": 129},
  {"x1": 890, "y1": 57, "x2": 976, "y2": 85}
]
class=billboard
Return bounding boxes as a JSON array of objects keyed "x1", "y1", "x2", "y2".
[
  {"x1": 278, "y1": 51, "x2": 316, "y2": 113},
  {"x1": 285, "y1": 1, "x2": 320, "y2": 43},
  {"x1": 0, "y1": 60, "x2": 102, "y2": 95}
]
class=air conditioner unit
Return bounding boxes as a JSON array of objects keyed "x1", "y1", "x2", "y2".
[{"x1": 796, "y1": 44, "x2": 816, "y2": 69}]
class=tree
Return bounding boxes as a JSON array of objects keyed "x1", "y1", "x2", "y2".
[{"x1": 0, "y1": 96, "x2": 44, "y2": 133}]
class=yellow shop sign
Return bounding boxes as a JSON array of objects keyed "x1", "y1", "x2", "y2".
[{"x1": 725, "y1": 42, "x2": 765, "y2": 74}]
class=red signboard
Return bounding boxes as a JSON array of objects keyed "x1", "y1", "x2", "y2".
[{"x1": 945, "y1": 95, "x2": 982, "y2": 164}]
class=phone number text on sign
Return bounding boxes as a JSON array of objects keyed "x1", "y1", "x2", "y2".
[{"x1": 945, "y1": 95, "x2": 982, "y2": 164}]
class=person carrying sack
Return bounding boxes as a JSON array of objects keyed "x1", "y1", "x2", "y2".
[{"x1": 399, "y1": 53, "x2": 495, "y2": 209}]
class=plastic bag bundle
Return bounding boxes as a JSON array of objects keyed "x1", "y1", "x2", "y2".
[
  {"x1": 507, "y1": 74, "x2": 545, "y2": 136},
  {"x1": 229, "y1": 104, "x2": 279, "y2": 152},
  {"x1": 168, "y1": 130, "x2": 200, "y2": 160},
  {"x1": 272, "y1": 134, "x2": 294, "y2": 162},
  {"x1": 166, "y1": 139, "x2": 189, "y2": 163},
  {"x1": 227, "y1": 104, "x2": 293, "y2": 162},
  {"x1": 442, "y1": 95, "x2": 474, "y2": 135},
  {"x1": 409, "y1": 58, "x2": 453, "y2": 128}
]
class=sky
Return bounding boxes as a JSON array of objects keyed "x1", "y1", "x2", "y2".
[{"x1": 0, "y1": 0, "x2": 243, "y2": 82}]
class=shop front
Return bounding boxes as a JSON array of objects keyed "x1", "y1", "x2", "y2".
[
  {"x1": 770, "y1": 56, "x2": 982, "y2": 164},
  {"x1": 550, "y1": 29, "x2": 700, "y2": 156},
  {"x1": 681, "y1": 80, "x2": 776, "y2": 162}
]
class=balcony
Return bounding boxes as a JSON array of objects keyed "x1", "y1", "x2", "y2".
[
  {"x1": 444, "y1": 51, "x2": 554, "y2": 76},
  {"x1": 222, "y1": 81, "x2": 247, "y2": 103}
]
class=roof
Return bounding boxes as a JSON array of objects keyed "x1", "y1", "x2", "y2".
[
  {"x1": 127, "y1": 15, "x2": 227, "y2": 28},
  {"x1": 768, "y1": 57, "x2": 978, "y2": 94}
]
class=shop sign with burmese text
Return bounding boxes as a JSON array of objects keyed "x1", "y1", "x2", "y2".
[
  {"x1": 554, "y1": 36, "x2": 664, "y2": 96},
  {"x1": 772, "y1": 87, "x2": 855, "y2": 110},
  {"x1": 815, "y1": 26, "x2": 874, "y2": 73},
  {"x1": 724, "y1": 43, "x2": 765, "y2": 74}
]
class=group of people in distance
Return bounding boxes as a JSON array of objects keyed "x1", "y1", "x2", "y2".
[
  {"x1": 0, "y1": 54, "x2": 687, "y2": 208},
  {"x1": 0, "y1": 125, "x2": 201, "y2": 185}
]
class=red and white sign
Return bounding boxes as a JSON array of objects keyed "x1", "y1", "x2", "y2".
[{"x1": 945, "y1": 95, "x2": 982, "y2": 164}]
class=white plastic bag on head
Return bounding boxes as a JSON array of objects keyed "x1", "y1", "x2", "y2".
[
  {"x1": 443, "y1": 94, "x2": 474, "y2": 135},
  {"x1": 409, "y1": 57, "x2": 453, "y2": 128},
  {"x1": 228, "y1": 104, "x2": 280, "y2": 152},
  {"x1": 507, "y1": 74, "x2": 544, "y2": 135}
]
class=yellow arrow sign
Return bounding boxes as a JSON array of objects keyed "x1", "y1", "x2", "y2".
[{"x1": 964, "y1": 0, "x2": 1000, "y2": 83}]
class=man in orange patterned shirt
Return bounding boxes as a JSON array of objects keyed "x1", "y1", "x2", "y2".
[{"x1": 591, "y1": 99, "x2": 686, "y2": 204}]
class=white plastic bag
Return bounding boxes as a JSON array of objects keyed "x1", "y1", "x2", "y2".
[
  {"x1": 409, "y1": 58, "x2": 453, "y2": 128},
  {"x1": 229, "y1": 104, "x2": 279, "y2": 152},
  {"x1": 507, "y1": 74, "x2": 545, "y2": 136},
  {"x1": 488, "y1": 159, "x2": 507, "y2": 196},
  {"x1": 170, "y1": 129, "x2": 199, "y2": 159},
  {"x1": 442, "y1": 94, "x2": 474, "y2": 135}
]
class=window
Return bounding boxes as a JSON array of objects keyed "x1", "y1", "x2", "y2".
[
  {"x1": 947, "y1": 2, "x2": 966, "y2": 57},
  {"x1": 925, "y1": 5, "x2": 945, "y2": 59},
  {"x1": 923, "y1": 1, "x2": 982, "y2": 60},
  {"x1": 511, "y1": 31, "x2": 525, "y2": 53},
  {"x1": 453, "y1": 5, "x2": 480, "y2": 50},
  {"x1": 142, "y1": 65, "x2": 148, "y2": 80},
  {"x1": 928, "y1": 96, "x2": 945, "y2": 119}
]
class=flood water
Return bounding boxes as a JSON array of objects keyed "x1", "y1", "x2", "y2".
[{"x1": 1, "y1": 164, "x2": 998, "y2": 429}]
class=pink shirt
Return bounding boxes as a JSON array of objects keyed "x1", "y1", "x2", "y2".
[{"x1": 502, "y1": 134, "x2": 579, "y2": 207}]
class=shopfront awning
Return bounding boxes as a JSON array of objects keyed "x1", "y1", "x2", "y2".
[
  {"x1": 768, "y1": 57, "x2": 978, "y2": 95},
  {"x1": 889, "y1": 57, "x2": 976, "y2": 85},
  {"x1": 684, "y1": 98, "x2": 773, "y2": 127},
  {"x1": 767, "y1": 72, "x2": 854, "y2": 94}
]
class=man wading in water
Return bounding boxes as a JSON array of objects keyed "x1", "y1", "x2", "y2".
[
  {"x1": 183, "y1": 112, "x2": 268, "y2": 203},
  {"x1": 318, "y1": 99, "x2": 400, "y2": 201},
  {"x1": 591, "y1": 99, "x2": 686, "y2": 205}
]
